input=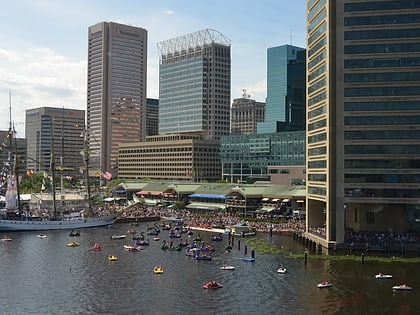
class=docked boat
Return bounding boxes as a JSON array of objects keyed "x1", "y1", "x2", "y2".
[
  {"x1": 277, "y1": 267, "x2": 287, "y2": 274},
  {"x1": 392, "y1": 284, "x2": 412, "y2": 291},
  {"x1": 317, "y1": 281, "x2": 332, "y2": 288},
  {"x1": 67, "y1": 241, "x2": 80, "y2": 247},
  {"x1": 0, "y1": 213, "x2": 118, "y2": 232},
  {"x1": 0, "y1": 115, "x2": 119, "y2": 232},
  {"x1": 37, "y1": 234, "x2": 47, "y2": 239},
  {"x1": 220, "y1": 264, "x2": 235, "y2": 270},
  {"x1": 153, "y1": 265, "x2": 164, "y2": 274},
  {"x1": 108, "y1": 254, "x2": 118, "y2": 261},
  {"x1": 203, "y1": 280, "x2": 223, "y2": 289},
  {"x1": 375, "y1": 273, "x2": 392, "y2": 279}
]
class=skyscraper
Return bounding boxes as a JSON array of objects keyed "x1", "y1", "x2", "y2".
[
  {"x1": 25, "y1": 107, "x2": 85, "y2": 176},
  {"x1": 157, "y1": 29, "x2": 231, "y2": 140},
  {"x1": 306, "y1": 0, "x2": 420, "y2": 249},
  {"x1": 87, "y1": 22, "x2": 147, "y2": 176},
  {"x1": 258, "y1": 44, "x2": 306, "y2": 133}
]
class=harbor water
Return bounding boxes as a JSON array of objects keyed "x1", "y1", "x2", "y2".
[{"x1": 0, "y1": 222, "x2": 418, "y2": 315}]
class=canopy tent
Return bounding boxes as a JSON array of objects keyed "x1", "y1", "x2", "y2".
[{"x1": 189, "y1": 193, "x2": 226, "y2": 199}]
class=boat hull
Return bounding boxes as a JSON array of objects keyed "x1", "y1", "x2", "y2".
[{"x1": 0, "y1": 214, "x2": 118, "y2": 231}]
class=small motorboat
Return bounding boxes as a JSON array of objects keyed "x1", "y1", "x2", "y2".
[
  {"x1": 220, "y1": 264, "x2": 235, "y2": 270},
  {"x1": 111, "y1": 234, "x2": 126, "y2": 240},
  {"x1": 375, "y1": 273, "x2": 392, "y2": 279},
  {"x1": 241, "y1": 256, "x2": 255, "y2": 262},
  {"x1": 1, "y1": 235, "x2": 12, "y2": 241},
  {"x1": 153, "y1": 237, "x2": 160, "y2": 241},
  {"x1": 203, "y1": 280, "x2": 223, "y2": 289},
  {"x1": 153, "y1": 265, "x2": 164, "y2": 274},
  {"x1": 37, "y1": 234, "x2": 47, "y2": 239},
  {"x1": 277, "y1": 267, "x2": 287, "y2": 274},
  {"x1": 123, "y1": 245, "x2": 144, "y2": 251},
  {"x1": 392, "y1": 284, "x2": 412, "y2": 291},
  {"x1": 66, "y1": 241, "x2": 80, "y2": 247},
  {"x1": 91, "y1": 243, "x2": 102, "y2": 251},
  {"x1": 108, "y1": 254, "x2": 118, "y2": 261},
  {"x1": 317, "y1": 281, "x2": 332, "y2": 288}
]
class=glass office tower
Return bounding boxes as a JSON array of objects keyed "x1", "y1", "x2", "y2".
[
  {"x1": 157, "y1": 29, "x2": 231, "y2": 140},
  {"x1": 306, "y1": 0, "x2": 420, "y2": 249},
  {"x1": 258, "y1": 44, "x2": 306, "y2": 133}
]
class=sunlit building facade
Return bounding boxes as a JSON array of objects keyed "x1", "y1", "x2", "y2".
[
  {"x1": 306, "y1": 0, "x2": 420, "y2": 249},
  {"x1": 157, "y1": 29, "x2": 231, "y2": 140},
  {"x1": 87, "y1": 22, "x2": 147, "y2": 177}
]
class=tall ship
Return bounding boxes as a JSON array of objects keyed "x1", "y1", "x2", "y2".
[{"x1": 0, "y1": 94, "x2": 118, "y2": 231}]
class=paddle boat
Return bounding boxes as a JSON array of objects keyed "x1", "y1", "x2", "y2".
[
  {"x1": 1, "y1": 235, "x2": 12, "y2": 241},
  {"x1": 220, "y1": 264, "x2": 235, "y2": 270},
  {"x1": 111, "y1": 234, "x2": 126, "y2": 240},
  {"x1": 108, "y1": 254, "x2": 118, "y2": 261},
  {"x1": 136, "y1": 239, "x2": 150, "y2": 246},
  {"x1": 317, "y1": 280, "x2": 332, "y2": 288},
  {"x1": 66, "y1": 241, "x2": 80, "y2": 247},
  {"x1": 69, "y1": 230, "x2": 81, "y2": 237},
  {"x1": 375, "y1": 273, "x2": 392, "y2": 279},
  {"x1": 241, "y1": 256, "x2": 255, "y2": 262},
  {"x1": 210, "y1": 234, "x2": 223, "y2": 241},
  {"x1": 37, "y1": 234, "x2": 47, "y2": 239},
  {"x1": 153, "y1": 265, "x2": 164, "y2": 274},
  {"x1": 195, "y1": 253, "x2": 212, "y2": 260},
  {"x1": 127, "y1": 228, "x2": 136, "y2": 235},
  {"x1": 392, "y1": 284, "x2": 412, "y2": 291},
  {"x1": 203, "y1": 280, "x2": 223, "y2": 289},
  {"x1": 91, "y1": 243, "x2": 102, "y2": 251},
  {"x1": 277, "y1": 267, "x2": 287, "y2": 274}
]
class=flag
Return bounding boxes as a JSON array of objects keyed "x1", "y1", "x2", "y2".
[{"x1": 102, "y1": 171, "x2": 112, "y2": 180}]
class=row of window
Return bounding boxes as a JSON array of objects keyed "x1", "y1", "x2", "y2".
[
  {"x1": 345, "y1": 173, "x2": 420, "y2": 184},
  {"x1": 344, "y1": 115, "x2": 420, "y2": 125},
  {"x1": 345, "y1": 159, "x2": 420, "y2": 169},
  {"x1": 345, "y1": 57, "x2": 420, "y2": 68},
  {"x1": 345, "y1": 13, "x2": 420, "y2": 26}
]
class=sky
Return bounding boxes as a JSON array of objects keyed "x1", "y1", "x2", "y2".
[{"x1": 0, "y1": 0, "x2": 306, "y2": 137}]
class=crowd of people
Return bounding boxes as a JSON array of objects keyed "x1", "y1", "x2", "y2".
[
  {"x1": 117, "y1": 204, "x2": 306, "y2": 235},
  {"x1": 106, "y1": 203, "x2": 420, "y2": 246}
]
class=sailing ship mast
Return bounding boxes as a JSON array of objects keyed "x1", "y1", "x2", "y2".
[{"x1": 6, "y1": 92, "x2": 21, "y2": 213}]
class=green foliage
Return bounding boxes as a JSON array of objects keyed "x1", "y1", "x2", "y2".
[
  {"x1": 245, "y1": 238, "x2": 282, "y2": 255},
  {"x1": 286, "y1": 253, "x2": 420, "y2": 263}
]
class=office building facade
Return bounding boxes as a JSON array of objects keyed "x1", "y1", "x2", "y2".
[
  {"x1": 87, "y1": 22, "x2": 147, "y2": 176},
  {"x1": 25, "y1": 107, "x2": 85, "y2": 177},
  {"x1": 258, "y1": 44, "x2": 306, "y2": 133},
  {"x1": 118, "y1": 133, "x2": 221, "y2": 182},
  {"x1": 146, "y1": 98, "x2": 159, "y2": 136},
  {"x1": 231, "y1": 92, "x2": 265, "y2": 135},
  {"x1": 220, "y1": 131, "x2": 305, "y2": 184},
  {"x1": 157, "y1": 29, "x2": 231, "y2": 140},
  {"x1": 306, "y1": 0, "x2": 420, "y2": 249}
]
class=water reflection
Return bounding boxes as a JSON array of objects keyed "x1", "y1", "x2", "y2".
[{"x1": 0, "y1": 223, "x2": 418, "y2": 314}]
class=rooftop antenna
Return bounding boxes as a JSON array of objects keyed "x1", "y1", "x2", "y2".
[{"x1": 290, "y1": 28, "x2": 293, "y2": 45}]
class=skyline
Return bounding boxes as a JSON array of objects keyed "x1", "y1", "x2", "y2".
[{"x1": 0, "y1": 0, "x2": 306, "y2": 137}]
